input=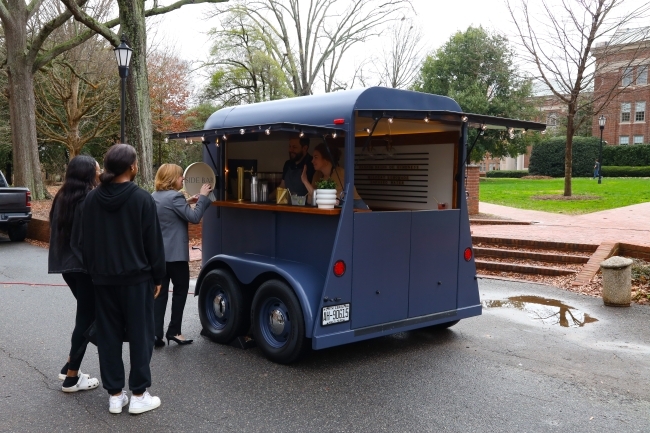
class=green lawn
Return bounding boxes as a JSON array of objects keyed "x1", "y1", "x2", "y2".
[{"x1": 479, "y1": 177, "x2": 650, "y2": 214}]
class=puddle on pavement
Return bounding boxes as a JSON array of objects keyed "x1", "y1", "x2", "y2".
[{"x1": 482, "y1": 296, "x2": 598, "y2": 328}]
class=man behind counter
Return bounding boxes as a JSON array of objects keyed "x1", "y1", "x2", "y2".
[{"x1": 276, "y1": 137, "x2": 315, "y2": 197}]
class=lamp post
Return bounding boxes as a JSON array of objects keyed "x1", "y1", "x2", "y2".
[
  {"x1": 113, "y1": 35, "x2": 133, "y2": 144},
  {"x1": 598, "y1": 115, "x2": 606, "y2": 184}
]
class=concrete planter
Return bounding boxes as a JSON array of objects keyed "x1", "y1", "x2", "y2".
[{"x1": 600, "y1": 256, "x2": 633, "y2": 307}]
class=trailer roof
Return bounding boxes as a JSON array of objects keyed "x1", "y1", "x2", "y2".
[{"x1": 167, "y1": 87, "x2": 546, "y2": 140}]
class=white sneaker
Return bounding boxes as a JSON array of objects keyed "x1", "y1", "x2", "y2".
[
  {"x1": 61, "y1": 374, "x2": 99, "y2": 393},
  {"x1": 109, "y1": 391, "x2": 129, "y2": 414},
  {"x1": 58, "y1": 370, "x2": 90, "y2": 381},
  {"x1": 128, "y1": 391, "x2": 161, "y2": 415}
]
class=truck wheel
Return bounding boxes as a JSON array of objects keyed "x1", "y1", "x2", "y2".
[
  {"x1": 251, "y1": 280, "x2": 309, "y2": 364},
  {"x1": 7, "y1": 224, "x2": 27, "y2": 242},
  {"x1": 198, "y1": 269, "x2": 249, "y2": 344}
]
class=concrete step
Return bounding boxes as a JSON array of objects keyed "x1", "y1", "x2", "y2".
[
  {"x1": 472, "y1": 236, "x2": 598, "y2": 253},
  {"x1": 469, "y1": 219, "x2": 532, "y2": 225},
  {"x1": 475, "y1": 260, "x2": 577, "y2": 276},
  {"x1": 474, "y1": 247, "x2": 589, "y2": 264}
]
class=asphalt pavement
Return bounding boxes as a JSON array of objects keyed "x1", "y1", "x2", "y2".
[{"x1": 1, "y1": 236, "x2": 649, "y2": 432}]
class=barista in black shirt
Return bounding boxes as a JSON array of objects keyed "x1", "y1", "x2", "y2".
[{"x1": 277, "y1": 137, "x2": 315, "y2": 197}]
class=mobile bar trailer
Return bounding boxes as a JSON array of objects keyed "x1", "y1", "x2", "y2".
[{"x1": 168, "y1": 87, "x2": 546, "y2": 364}]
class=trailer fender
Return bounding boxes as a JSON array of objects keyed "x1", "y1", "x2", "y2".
[{"x1": 197, "y1": 254, "x2": 324, "y2": 338}]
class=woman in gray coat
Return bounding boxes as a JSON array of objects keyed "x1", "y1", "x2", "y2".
[{"x1": 152, "y1": 164, "x2": 212, "y2": 346}]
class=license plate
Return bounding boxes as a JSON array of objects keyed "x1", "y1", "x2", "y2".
[{"x1": 322, "y1": 304, "x2": 350, "y2": 326}]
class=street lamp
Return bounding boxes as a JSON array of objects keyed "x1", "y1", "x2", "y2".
[
  {"x1": 598, "y1": 115, "x2": 606, "y2": 184},
  {"x1": 114, "y1": 35, "x2": 133, "y2": 144}
]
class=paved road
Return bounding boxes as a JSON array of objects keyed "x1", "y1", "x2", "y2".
[{"x1": 1, "y1": 237, "x2": 649, "y2": 432}]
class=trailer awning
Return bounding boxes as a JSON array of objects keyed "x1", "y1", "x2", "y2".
[{"x1": 167, "y1": 87, "x2": 546, "y2": 141}]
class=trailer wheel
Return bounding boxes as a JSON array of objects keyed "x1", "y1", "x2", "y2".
[
  {"x1": 252, "y1": 280, "x2": 308, "y2": 364},
  {"x1": 198, "y1": 269, "x2": 249, "y2": 344},
  {"x1": 429, "y1": 320, "x2": 460, "y2": 330},
  {"x1": 7, "y1": 224, "x2": 27, "y2": 242}
]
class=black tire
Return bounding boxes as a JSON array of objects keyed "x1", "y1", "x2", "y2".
[
  {"x1": 7, "y1": 224, "x2": 27, "y2": 242},
  {"x1": 198, "y1": 269, "x2": 249, "y2": 344},
  {"x1": 251, "y1": 279, "x2": 309, "y2": 364},
  {"x1": 429, "y1": 320, "x2": 460, "y2": 330}
]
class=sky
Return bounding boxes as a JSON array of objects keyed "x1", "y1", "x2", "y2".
[{"x1": 150, "y1": 0, "x2": 649, "y2": 98}]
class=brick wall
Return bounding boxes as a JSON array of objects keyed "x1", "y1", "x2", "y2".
[
  {"x1": 188, "y1": 221, "x2": 202, "y2": 240},
  {"x1": 465, "y1": 165, "x2": 479, "y2": 215}
]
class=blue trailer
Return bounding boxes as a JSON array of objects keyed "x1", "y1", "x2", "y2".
[{"x1": 168, "y1": 87, "x2": 545, "y2": 364}]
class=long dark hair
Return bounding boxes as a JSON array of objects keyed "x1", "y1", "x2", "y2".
[
  {"x1": 100, "y1": 143, "x2": 137, "y2": 185},
  {"x1": 314, "y1": 142, "x2": 341, "y2": 166},
  {"x1": 50, "y1": 155, "x2": 98, "y2": 247}
]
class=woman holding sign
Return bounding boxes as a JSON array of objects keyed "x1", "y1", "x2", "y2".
[{"x1": 152, "y1": 164, "x2": 212, "y2": 347}]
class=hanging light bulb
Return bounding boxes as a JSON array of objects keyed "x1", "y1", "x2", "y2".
[
  {"x1": 184, "y1": 138, "x2": 188, "y2": 144},
  {"x1": 388, "y1": 117, "x2": 393, "y2": 123},
  {"x1": 201, "y1": 135, "x2": 205, "y2": 141},
  {"x1": 189, "y1": 139, "x2": 193, "y2": 144},
  {"x1": 461, "y1": 115, "x2": 468, "y2": 122},
  {"x1": 365, "y1": 128, "x2": 371, "y2": 134},
  {"x1": 508, "y1": 127, "x2": 515, "y2": 139},
  {"x1": 424, "y1": 116, "x2": 429, "y2": 123},
  {"x1": 265, "y1": 128, "x2": 271, "y2": 135},
  {"x1": 332, "y1": 132, "x2": 337, "y2": 139},
  {"x1": 222, "y1": 134, "x2": 227, "y2": 141},
  {"x1": 215, "y1": 138, "x2": 219, "y2": 147},
  {"x1": 164, "y1": 137, "x2": 168, "y2": 143},
  {"x1": 541, "y1": 129, "x2": 547, "y2": 135},
  {"x1": 240, "y1": 129, "x2": 246, "y2": 135},
  {"x1": 299, "y1": 131, "x2": 304, "y2": 137}
]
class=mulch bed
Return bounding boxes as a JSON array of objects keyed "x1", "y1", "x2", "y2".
[
  {"x1": 531, "y1": 194, "x2": 600, "y2": 201},
  {"x1": 521, "y1": 175, "x2": 553, "y2": 179}
]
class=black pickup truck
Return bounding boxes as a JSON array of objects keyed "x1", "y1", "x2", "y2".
[{"x1": 0, "y1": 170, "x2": 32, "y2": 241}]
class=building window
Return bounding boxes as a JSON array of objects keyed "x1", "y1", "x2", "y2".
[
  {"x1": 636, "y1": 66, "x2": 648, "y2": 85},
  {"x1": 621, "y1": 102, "x2": 631, "y2": 122},
  {"x1": 619, "y1": 136, "x2": 629, "y2": 145},
  {"x1": 622, "y1": 67, "x2": 634, "y2": 86},
  {"x1": 634, "y1": 135, "x2": 644, "y2": 144},
  {"x1": 635, "y1": 102, "x2": 645, "y2": 121}
]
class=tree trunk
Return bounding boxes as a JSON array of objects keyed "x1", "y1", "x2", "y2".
[
  {"x1": 3, "y1": 15, "x2": 47, "y2": 199},
  {"x1": 118, "y1": 0, "x2": 154, "y2": 188},
  {"x1": 564, "y1": 109, "x2": 576, "y2": 197}
]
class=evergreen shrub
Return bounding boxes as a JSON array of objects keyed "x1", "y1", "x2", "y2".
[
  {"x1": 601, "y1": 144, "x2": 650, "y2": 166},
  {"x1": 600, "y1": 166, "x2": 650, "y2": 177},
  {"x1": 529, "y1": 137, "x2": 600, "y2": 177},
  {"x1": 485, "y1": 170, "x2": 529, "y2": 178}
]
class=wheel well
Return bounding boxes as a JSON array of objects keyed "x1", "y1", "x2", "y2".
[{"x1": 196, "y1": 262, "x2": 290, "y2": 301}]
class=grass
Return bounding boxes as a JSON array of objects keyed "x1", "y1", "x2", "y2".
[{"x1": 479, "y1": 177, "x2": 650, "y2": 214}]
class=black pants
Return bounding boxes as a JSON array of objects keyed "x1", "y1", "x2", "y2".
[
  {"x1": 154, "y1": 261, "x2": 190, "y2": 340},
  {"x1": 94, "y1": 280, "x2": 155, "y2": 395},
  {"x1": 61, "y1": 272, "x2": 95, "y2": 371}
]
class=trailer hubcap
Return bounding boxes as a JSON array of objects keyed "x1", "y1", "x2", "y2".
[
  {"x1": 269, "y1": 309, "x2": 286, "y2": 335},
  {"x1": 213, "y1": 294, "x2": 227, "y2": 319}
]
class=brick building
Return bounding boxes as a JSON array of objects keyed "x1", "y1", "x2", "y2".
[{"x1": 592, "y1": 28, "x2": 650, "y2": 145}]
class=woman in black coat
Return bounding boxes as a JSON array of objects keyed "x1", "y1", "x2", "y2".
[{"x1": 48, "y1": 155, "x2": 101, "y2": 392}]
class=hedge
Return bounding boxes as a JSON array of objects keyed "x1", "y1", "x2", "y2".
[
  {"x1": 485, "y1": 170, "x2": 529, "y2": 178},
  {"x1": 600, "y1": 166, "x2": 650, "y2": 177},
  {"x1": 602, "y1": 144, "x2": 650, "y2": 166},
  {"x1": 529, "y1": 136, "x2": 600, "y2": 177}
]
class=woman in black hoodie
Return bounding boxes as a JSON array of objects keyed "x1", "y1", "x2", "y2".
[
  {"x1": 82, "y1": 143, "x2": 166, "y2": 415},
  {"x1": 48, "y1": 155, "x2": 101, "y2": 393}
]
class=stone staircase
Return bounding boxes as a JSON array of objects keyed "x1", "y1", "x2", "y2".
[{"x1": 472, "y1": 237, "x2": 597, "y2": 277}]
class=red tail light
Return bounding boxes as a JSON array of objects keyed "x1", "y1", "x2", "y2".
[
  {"x1": 464, "y1": 247, "x2": 472, "y2": 261},
  {"x1": 26, "y1": 191, "x2": 31, "y2": 207},
  {"x1": 333, "y1": 118, "x2": 345, "y2": 125},
  {"x1": 333, "y1": 260, "x2": 346, "y2": 277}
]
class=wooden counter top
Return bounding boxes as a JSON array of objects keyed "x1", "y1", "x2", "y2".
[{"x1": 212, "y1": 200, "x2": 342, "y2": 215}]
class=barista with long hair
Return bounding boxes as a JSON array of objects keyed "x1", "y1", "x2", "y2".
[
  {"x1": 82, "y1": 143, "x2": 166, "y2": 415},
  {"x1": 152, "y1": 164, "x2": 212, "y2": 347},
  {"x1": 48, "y1": 155, "x2": 101, "y2": 393},
  {"x1": 300, "y1": 142, "x2": 368, "y2": 209}
]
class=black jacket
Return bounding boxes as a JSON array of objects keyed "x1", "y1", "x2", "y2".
[
  {"x1": 48, "y1": 198, "x2": 86, "y2": 274},
  {"x1": 82, "y1": 181, "x2": 166, "y2": 286}
]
